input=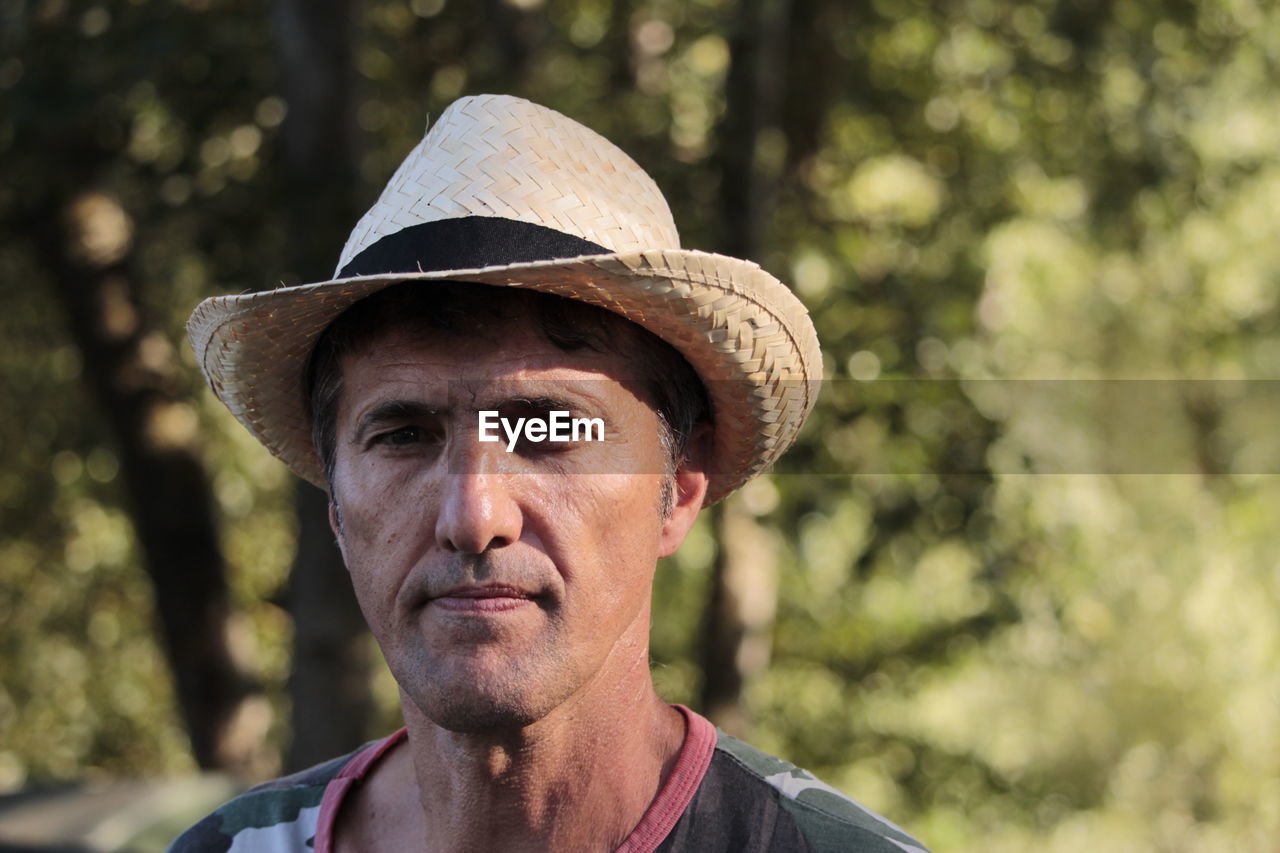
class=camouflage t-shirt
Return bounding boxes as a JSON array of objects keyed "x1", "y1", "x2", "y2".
[{"x1": 168, "y1": 707, "x2": 928, "y2": 852}]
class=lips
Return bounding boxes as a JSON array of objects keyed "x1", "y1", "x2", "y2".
[{"x1": 428, "y1": 583, "x2": 537, "y2": 613}]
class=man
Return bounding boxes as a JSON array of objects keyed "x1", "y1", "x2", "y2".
[{"x1": 173, "y1": 94, "x2": 928, "y2": 852}]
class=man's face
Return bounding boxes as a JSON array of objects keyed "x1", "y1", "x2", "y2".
[{"x1": 328, "y1": 318, "x2": 704, "y2": 732}]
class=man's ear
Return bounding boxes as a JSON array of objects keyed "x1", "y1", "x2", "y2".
[{"x1": 658, "y1": 425, "x2": 711, "y2": 558}]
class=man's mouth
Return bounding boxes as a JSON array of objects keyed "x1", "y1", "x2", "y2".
[{"x1": 428, "y1": 583, "x2": 536, "y2": 613}]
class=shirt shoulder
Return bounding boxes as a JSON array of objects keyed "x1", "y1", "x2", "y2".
[
  {"x1": 713, "y1": 734, "x2": 930, "y2": 853},
  {"x1": 659, "y1": 731, "x2": 930, "y2": 853},
  {"x1": 165, "y1": 750, "x2": 357, "y2": 853}
]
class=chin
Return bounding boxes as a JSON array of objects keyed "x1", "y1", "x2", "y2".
[
  {"x1": 411, "y1": 683, "x2": 549, "y2": 733},
  {"x1": 398, "y1": 655, "x2": 567, "y2": 734},
  {"x1": 427, "y1": 700, "x2": 542, "y2": 734},
  {"x1": 391, "y1": 635, "x2": 585, "y2": 733}
]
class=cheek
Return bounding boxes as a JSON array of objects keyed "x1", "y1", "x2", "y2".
[
  {"x1": 333, "y1": 468, "x2": 437, "y2": 609},
  {"x1": 335, "y1": 453, "x2": 432, "y2": 535},
  {"x1": 535, "y1": 474, "x2": 665, "y2": 596}
]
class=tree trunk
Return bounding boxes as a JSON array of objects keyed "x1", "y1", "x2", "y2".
[
  {"x1": 38, "y1": 191, "x2": 260, "y2": 773},
  {"x1": 606, "y1": 0, "x2": 636, "y2": 90},
  {"x1": 700, "y1": 497, "x2": 780, "y2": 736},
  {"x1": 272, "y1": 0, "x2": 377, "y2": 771},
  {"x1": 781, "y1": 0, "x2": 839, "y2": 174},
  {"x1": 716, "y1": 0, "x2": 790, "y2": 260},
  {"x1": 700, "y1": 0, "x2": 791, "y2": 737},
  {"x1": 481, "y1": 0, "x2": 543, "y2": 81},
  {"x1": 286, "y1": 482, "x2": 374, "y2": 769}
]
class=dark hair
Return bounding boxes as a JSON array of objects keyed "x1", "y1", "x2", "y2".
[{"x1": 304, "y1": 282, "x2": 710, "y2": 513}]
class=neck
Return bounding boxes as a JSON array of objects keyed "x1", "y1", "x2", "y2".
[{"x1": 393, "y1": 634, "x2": 685, "y2": 853}]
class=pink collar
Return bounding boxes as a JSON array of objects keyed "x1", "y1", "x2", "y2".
[{"x1": 313, "y1": 705, "x2": 716, "y2": 852}]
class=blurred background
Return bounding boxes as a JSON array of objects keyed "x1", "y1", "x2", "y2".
[{"x1": 2, "y1": 0, "x2": 1279, "y2": 850}]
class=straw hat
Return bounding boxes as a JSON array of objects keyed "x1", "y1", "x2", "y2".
[{"x1": 188, "y1": 94, "x2": 821, "y2": 504}]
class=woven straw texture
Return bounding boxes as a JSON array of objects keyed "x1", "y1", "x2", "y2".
[
  {"x1": 337, "y1": 94, "x2": 677, "y2": 271},
  {"x1": 189, "y1": 95, "x2": 822, "y2": 504}
]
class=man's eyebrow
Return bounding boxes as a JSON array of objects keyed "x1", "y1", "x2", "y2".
[
  {"x1": 499, "y1": 395, "x2": 581, "y2": 412},
  {"x1": 351, "y1": 400, "x2": 444, "y2": 445},
  {"x1": 497, "y1": 395, "x2": 615, "y2": 424}
]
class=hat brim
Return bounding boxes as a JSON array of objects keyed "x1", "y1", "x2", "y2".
[{"x1": 188, "y1": 247, "x2": 822, "y2": 505}]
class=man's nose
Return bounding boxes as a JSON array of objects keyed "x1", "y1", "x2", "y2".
[{"x1": 434, "y1": 449, "x2": 522, "y2": 554}]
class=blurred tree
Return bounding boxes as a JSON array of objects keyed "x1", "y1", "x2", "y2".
[
  {"x1": 35, "y1": 185, "x2": 259, "y2": 773},
  {"x1": 2, "y1": 1, "x2": 1278, "y2": 850},
  {"x1": 271, "y1": 0, "x2": 376, "y2": 774},
  {"x1": 2, "y1": 4, "x2": 266, "y2": 773},
  {"x1": 699, "y1": 0, "x2": 792, "y2": 736}
]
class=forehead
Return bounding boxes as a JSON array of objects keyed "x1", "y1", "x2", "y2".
[{"x1": 336, "y1": 316, "x2": 650, "y2": 407}]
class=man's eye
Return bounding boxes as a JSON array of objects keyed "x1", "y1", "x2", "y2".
[{"x1": 376, "y1": 426, "x2": 435, "y2": 447}]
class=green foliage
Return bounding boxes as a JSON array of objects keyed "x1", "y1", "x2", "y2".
[
  {"x1": 0, "y1": 0, "x2": 294, "y2": 782},
  {"x1": 3, "y1": 0, "x2": 1278, "y2": 849},
  {"x1": 0, "y1": 240, "x2": 193, "y2": 781}
]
